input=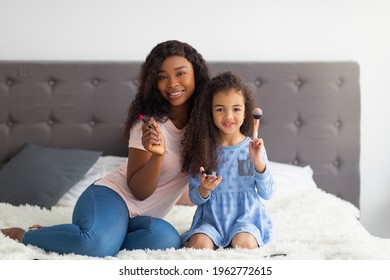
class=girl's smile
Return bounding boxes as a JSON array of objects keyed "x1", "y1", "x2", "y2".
[{"x1": 222, "y1": 120, "x2": 236, "y2": 129}]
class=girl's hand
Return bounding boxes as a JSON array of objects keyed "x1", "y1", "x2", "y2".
[
  {"x1": 249, "y1": 138, "x2": 266, "y2": 173},
  {"x1": 198, "y1": 166, "x2": 222, "y2": 199},
  {"x1": 141, "y1": 118, "x2": 166, "y2": 156}
]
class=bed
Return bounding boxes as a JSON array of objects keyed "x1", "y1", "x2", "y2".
[{"x1": 1, "y1": 61, "x2": 389, "y2": 260}]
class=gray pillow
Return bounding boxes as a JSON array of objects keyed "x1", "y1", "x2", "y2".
[{"x1": 0, "y1": 143, "x2": 102, "y2": 208}]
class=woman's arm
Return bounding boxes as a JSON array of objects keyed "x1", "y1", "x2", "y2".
[
  {"x1": 126, "y1": 119, "x2": 166, "y2": 200},
  {"x1": 126, "y1": 147, "x2": 164, "y2": 200}
]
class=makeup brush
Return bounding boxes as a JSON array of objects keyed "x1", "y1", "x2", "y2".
[{"x1": 252, "y1": 107, "x2": 263, "y2": 139}]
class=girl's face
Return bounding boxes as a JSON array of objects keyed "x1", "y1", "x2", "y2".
[
  {"x1": 212, "y1": 89, "x2": 246, "y2": 138},
  {"x1": 156, "y1": 55, "x2": 196, "y2": 108}
]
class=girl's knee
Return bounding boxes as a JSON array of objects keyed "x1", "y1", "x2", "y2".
[
  {"x1": 186, "y1": 233, "x2": 215, "y2": 249},
  {"x1": 231, "y1": 233, "x2": 258, "y2": 249}
]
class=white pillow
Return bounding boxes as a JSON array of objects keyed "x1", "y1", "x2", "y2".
[
  {"x1": 268, "y1": 161, "x2": 318, "y2": 190},
  {"x1": 56, "y1": 156, "x2": 127, "y2": 207}
]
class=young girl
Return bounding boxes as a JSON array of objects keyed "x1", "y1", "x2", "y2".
[
  {"x1": 1, "y1": 40, "x2": 210, "y2": 257},
  {"x1": 181, "y1": 71, "x2": 275, "y2": 249}
]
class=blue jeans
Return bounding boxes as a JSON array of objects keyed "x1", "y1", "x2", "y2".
[{"x1": 22, "y1": 185, "x2": 181, "y2": 257}]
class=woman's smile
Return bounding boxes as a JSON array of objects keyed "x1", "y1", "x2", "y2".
[{"x1": 167, "y1": 89, "x2": 185, "y2": 99}]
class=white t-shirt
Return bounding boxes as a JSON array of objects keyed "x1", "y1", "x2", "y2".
[{"x1": 94, "y1": 119, "x2": 188, "y2": 218}]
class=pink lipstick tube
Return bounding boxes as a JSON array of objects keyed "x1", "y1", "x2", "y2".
[{"x1": 139, "y1": 114, "x2": 156, "y2": 130}]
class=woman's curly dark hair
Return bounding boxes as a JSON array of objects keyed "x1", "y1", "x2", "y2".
[
  {"x1": 181, "y1": 71, "x2": 256, "y2": 176},
  {"x1": 123, "y1": 40, "x2": 210, "y2": 143}
]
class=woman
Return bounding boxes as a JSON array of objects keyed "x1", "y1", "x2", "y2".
[{"x1": 1, "y1": 40, "x2": 210, "y2": 257}]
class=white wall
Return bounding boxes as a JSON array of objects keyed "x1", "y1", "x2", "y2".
[{"x1": 1, "y1": 0, "x2": 389, "y2": 238}]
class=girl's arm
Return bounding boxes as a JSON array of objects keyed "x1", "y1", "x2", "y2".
[
  {"x1": 250, "y1": 138, "x2": 275, "y2": 199},
  {"x1": 255, "y1": 167, "x2": 275, "y2": 200},
  {"x1": 254, "y1": 149, "x2": 275, "y2": 200},
  {"x1": 189, "y1": 167, "x2": 222, "y2": 205},
  {"x1": 189, "y1": 175, "x2": 208, "y2": 206}
]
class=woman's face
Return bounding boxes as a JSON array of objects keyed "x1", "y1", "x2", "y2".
[{"x1": 156, "y1": 55, "x2": 196, "y2": 108}]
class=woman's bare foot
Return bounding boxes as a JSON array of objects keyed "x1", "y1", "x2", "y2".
[
  {"x1": 1, "y1": 227, "x2": 25, "y2": 242},
  {"x1": 28, "y1": 224, "x2": 43, "y2": 230}
]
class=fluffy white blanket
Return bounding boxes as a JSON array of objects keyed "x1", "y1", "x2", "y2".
[{"x1": 1, "y1": 187, "x2": 389, "y2": 260}]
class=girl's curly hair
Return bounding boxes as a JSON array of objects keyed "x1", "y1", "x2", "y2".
[
  {"x1": 181, "y1": 71, "x2": 256, "y2": 176},
  {"x1": 123, "y1": 40, "x2": 210, "y2": 144}
]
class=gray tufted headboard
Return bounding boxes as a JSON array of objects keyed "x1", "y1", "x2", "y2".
[{"x1": 0, "y1": 61, "x2": 360, "y2": 208}]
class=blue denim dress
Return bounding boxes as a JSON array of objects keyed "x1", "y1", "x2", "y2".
[{"x1": 181, "y1": 137, "x2": 275, "y2": 247}]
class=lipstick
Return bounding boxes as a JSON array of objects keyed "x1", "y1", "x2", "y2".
[{"x1": 139, "y1": 114, "x2": 156, "y2": 130}]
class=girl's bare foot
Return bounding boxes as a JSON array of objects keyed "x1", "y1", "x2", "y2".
[{"x1": 1, "y1": 227, "x2": 25, "y2": 242}]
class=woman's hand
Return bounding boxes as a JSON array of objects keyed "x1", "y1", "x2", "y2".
[
  {"x1": 249, "y1": 137, "x2": 266, "y2": 173},
  {"x1": 198, "y1": 167, "x2": 222, "y2": 199},
  {"x1": 141, "y1": 118, "x2": 166, "y2": 156}
]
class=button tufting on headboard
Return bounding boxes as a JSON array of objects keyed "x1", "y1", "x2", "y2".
[
  {"x1": 91, "y1": 78, "x2": 100, "y2": 86},
  {"x1": 254, "y1": 79, "x2": 262, "y2": 88},
  {"x1": 6, "y1": 79, "x2": 13, "y2": 86},
  {"x1": 48, "y1": 79, "x2": 56, "y2": 87}
]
